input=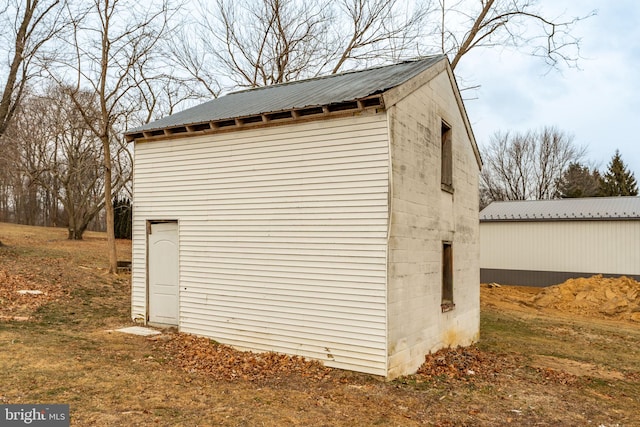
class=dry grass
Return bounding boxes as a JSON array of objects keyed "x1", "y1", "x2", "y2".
[{"x1": 1, "y1": 222, "x2": 639, "y2": 426}]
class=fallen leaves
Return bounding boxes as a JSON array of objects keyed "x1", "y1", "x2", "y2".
[
  {"x1": 415, "y1": 345, "x2": 582, "y2": 387},
  {"x1": 534, "y1": 366, "x2": 580, "y2": 386},
  {"x1": 159, "y1": 333, "x2": 333, "y2": 383},
  {"x1": 159, "y1": 334, "x2": 584, "y2": 389},
  {"x1": 0, "y1": 268, "x2": 63, "y2": 319},
  {"x1": 417, "y1": 346, "x2": 512, "y2": 382}
]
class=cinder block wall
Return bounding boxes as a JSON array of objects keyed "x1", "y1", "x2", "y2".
[{"x1": 386, "y1": 70, "x2": 480, "y2": 378}]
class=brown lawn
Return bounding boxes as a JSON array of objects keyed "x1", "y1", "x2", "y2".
[{"x1": 1, "y1": 222, "x2": 638, "y2": 426}]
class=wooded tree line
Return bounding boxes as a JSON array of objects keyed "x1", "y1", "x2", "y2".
[
  {"x1": 480, "y1": 129, "x2": 638, "y2": 209},
  {"x1": 0, "y1": 0, "x2": 596, "y2": 271}
]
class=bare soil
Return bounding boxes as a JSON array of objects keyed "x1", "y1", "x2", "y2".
[
  {"x1": 1, "y1": 222, "x2": 639, "y2": 426},
  {"x1": 483, "y1": 275, "x2": 640, "y2": 322}
]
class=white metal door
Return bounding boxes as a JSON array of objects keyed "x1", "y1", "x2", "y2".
[{"x1": 148, "y1": 221, "x2": 179, "y2": 325}]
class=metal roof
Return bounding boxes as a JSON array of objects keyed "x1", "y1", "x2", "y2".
[
  {"x1": 126, "y1": 55, "x2": 445, "y2": 135},
  {"x1": 480, "y1": 197, "x2": 640, "y2": 221}
]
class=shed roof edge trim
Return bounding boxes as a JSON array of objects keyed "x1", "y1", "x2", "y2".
[{"x1": 126, "y1": 96, "x2": 385, "y2": 142}]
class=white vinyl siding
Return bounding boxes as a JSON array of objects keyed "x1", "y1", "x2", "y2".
[
  {"x1": 132, "y1": 113, "x2": 389, "y2": 375},
  {"x1": 480, "y1": 220, "x2": 640, "y2": 276}
]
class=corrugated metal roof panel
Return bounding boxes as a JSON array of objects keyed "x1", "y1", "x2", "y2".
[
  {"x1": 480, "y1": 197, "x2": 640, "y2": 221},
  {"x1": 127, "y1": 55, "x2": 444, "y2": 134}
]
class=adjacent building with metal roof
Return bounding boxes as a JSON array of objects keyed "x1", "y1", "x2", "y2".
[
  {"x1": 126, "y1": 56, "x2": 482, "y2": 379},
  {"x1": 480, "y1": 197, "x2": 640, "y2": 286},
  {"x1": 480, "y1": 197, "x2": 640, "y2": 221}
]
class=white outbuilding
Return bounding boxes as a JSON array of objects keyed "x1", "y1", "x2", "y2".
[
  {"x1": 480, "y1": 197, "x2": 640, "y2": 286},
  {"x1": 125, "y1": 55, "x2": 481, "y2": 378}
]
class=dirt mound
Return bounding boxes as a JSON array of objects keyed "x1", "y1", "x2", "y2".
[{"x1": 532, "y1": 275, "x2": 640, "y2": 322}]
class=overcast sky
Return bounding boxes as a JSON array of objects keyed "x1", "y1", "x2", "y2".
[{"x1": 457, "y1": 0, "x2": 639, "y2": 179}]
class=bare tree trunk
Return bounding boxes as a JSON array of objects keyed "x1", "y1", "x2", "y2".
[
  {"x1": 56, "y1": 0, "x2": 173, "y2": 273},
  {"x1": 0, "y1": 0, "x2": 65, "y2": 137},
  {"x1": 68, "y1": 222, "x2": 89, "y2": 240},
  {"x1": 0, "y1": 2, "x2": 33, "y2": 137},
  {"x1": 102, "y1": 135, "x2": 117, "y2": 273},
  {"x1": 98, "y1": 0, "x2": 117, "y2": 274}
]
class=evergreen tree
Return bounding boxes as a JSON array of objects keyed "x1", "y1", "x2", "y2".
[
  {"x1": 599, "y1": 150, "x2": 638, "y2": 196},
  {"x1": 113, "y1": 197, "x2": 132, "y2": 239},
  {"x1": 556, "y1": 162, "x2": 602, "y2": 198}
]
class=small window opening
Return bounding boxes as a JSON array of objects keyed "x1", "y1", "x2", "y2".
[
  {"x1": 441, "y1": 241, "x2": 455, "y2": 312},
  {"x1": 441, "y1": 120, "x2": 453, "y2": 192}
]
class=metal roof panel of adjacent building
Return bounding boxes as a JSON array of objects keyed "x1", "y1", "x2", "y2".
[
  {"x1": 126, "y1": 55, "x2": 445, "y2": 136},
  {"x1": 480, "y1": 197, "x2": 640, "y2": 221}
]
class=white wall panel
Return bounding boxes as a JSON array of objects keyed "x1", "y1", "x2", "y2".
[
  {"x1": 385, "y1": 69, "x2": 480, "y2": 379},
  {"x1": 481, "y1": 220, "x2": 640, "y2": 275},
  {"x1": 132, "y1": 113, "x2": 389, "y2": 375}
]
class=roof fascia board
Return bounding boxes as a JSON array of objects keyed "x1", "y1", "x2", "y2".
[
  {"x1": 129, "y1": 107, "x2": 384, "y2": 144},
  {"x1": 481, "y1": 217, "x2": 640, "y2": 223},
  {"x1": 444, "y1": 63, "x2": 482, "y2": 169},
  {"x1": 382, "y1": 57, "x2": 482, "y2": 170},
  {"x1": 382, "y1": 58, "x2": 446, "y2": 108}
]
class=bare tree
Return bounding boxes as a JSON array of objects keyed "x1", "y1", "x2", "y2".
[
  {"x1": 3, "y1": 88, "x2": 100, "y2": 237},
  {"x1": 480, "y1": 126, "x2": 585, "y2": 205},
  {"x1": 0, "y1": 85, "x2": 125, "y2": 238},
  {"x1": 0, "y1": 0, "x2": 68, "y2": 137},
  {"x1": 174, "y1": 0, "x2": 429, "y2": 91},
  {"x1": 8, "y1": 96, "x2": 50, "y2": 226},
  {"x1": 433, "y1": 0, "x2": 595, "y2": 71},
  {"x1": 39, "y1": 87, "x2": 108, "y2": 239},
  {"x1": 0, "y1": 87, "x2": 59, "y2": 227},
  {"x1": 330, "y1": 0, "x2": 430, "y2": 72},
  {"x1": 182, "y1": 0, "x2": 333, "y2": 89},
  {"x1": 51, "y1": 0, "x2": 174, "y2": 273},
  {"x1": 170, "y1": 0, "x2": 591, "y2": 98},
  {"x1": 132, "y1": 56, "x2": 205, "y2": 123},
  {"x1": 0, "y1": 135, "x2": 15, "y2": 222}
]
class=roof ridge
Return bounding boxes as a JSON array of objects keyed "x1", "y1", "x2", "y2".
[
  {"x1": 480, "y1": 196, "x2": 640, "y2": 221},
  {"x1": 492, "y1": 196, "x2": 640, "y2": 204},
  {"x1": 228, "y1": 55, "x2": 446, "y2": 97}
]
